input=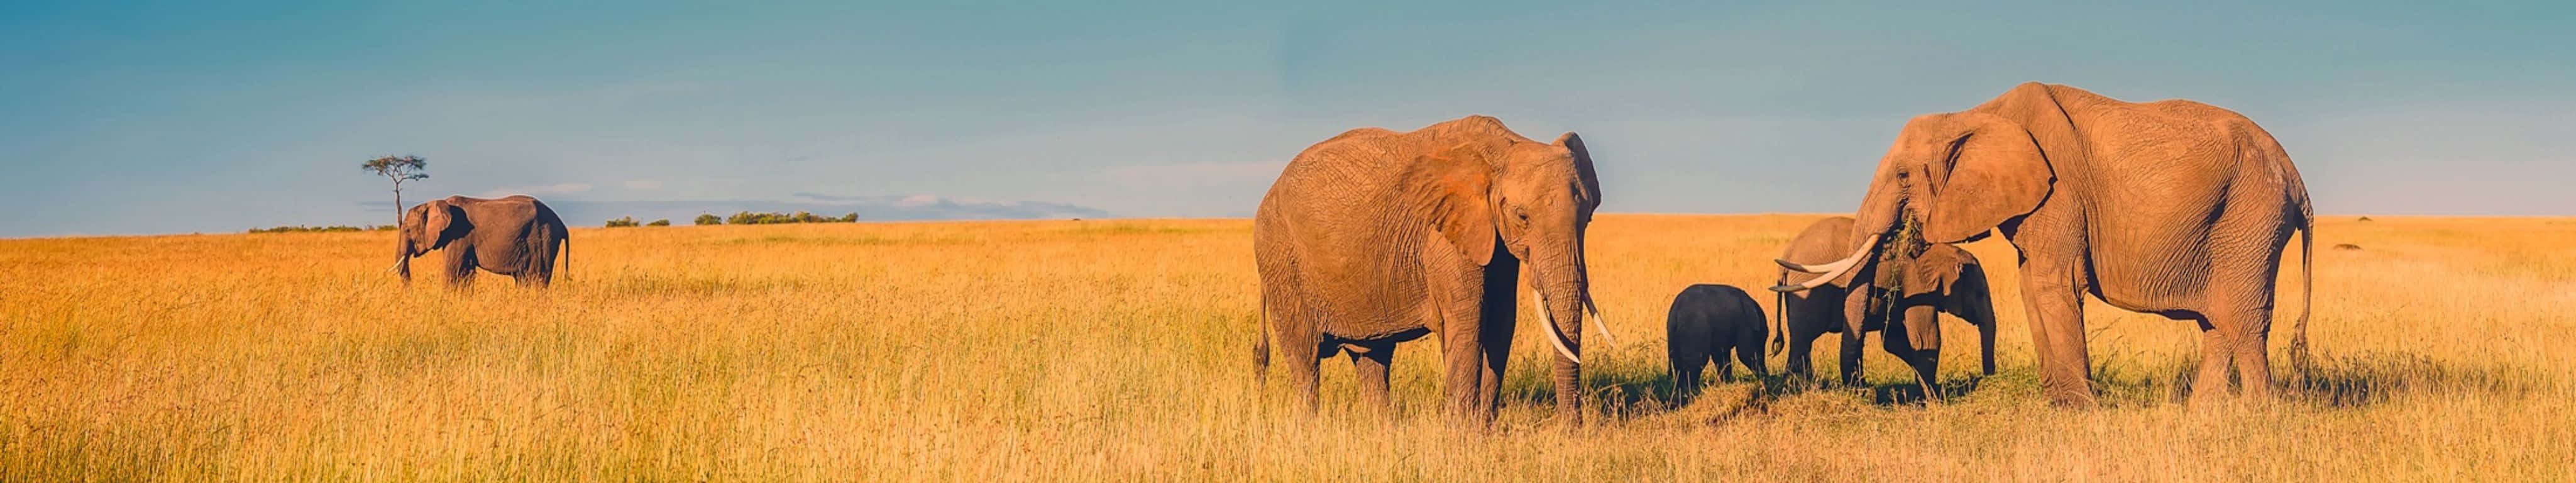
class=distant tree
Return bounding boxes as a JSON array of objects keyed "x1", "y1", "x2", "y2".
[
  {"x1": 605, "y1": 216, "x2": 639, "y2": 228},
  {"x1": 694, "y1": 214, "x2": 723, "y2": 226},
  {"x1": 839, "y1": 213, "x2": 859, "y2": 223},
  {"x1": 647, "y1": 219, "x2": 671, "y2": 226},
  {"x1": 360, "y1": 155, "x2": 429, "y2": 225}
]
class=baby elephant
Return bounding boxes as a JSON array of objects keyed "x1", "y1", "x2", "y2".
[{"x1": 1666, "y1": 284, "x2": 1769, "y2": 401}]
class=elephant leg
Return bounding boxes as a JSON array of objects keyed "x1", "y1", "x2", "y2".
[
  {"x1": 1672, "y1": 353, "x2": 1701, "y2": 403},
  {"x1": 1786, "y1": 316, "x2": 1826, "y2": 382},
  {"x1": 1978, "y1": 318, "x2": 1998, "y2": 376},
  {"x1": 1349, "y1": 342, "x2": 1395, "y2": 418},
  {"x1": 2020, "y1": 257, "x2": 2095, "y2": 408},
  {"x1": 1476, "y1": 308, "x2": 1514, "y2": 420},
  {"x1": 2189, "y1": 322, "x2": 2237, "y2": 405},
  {"x1": 2223, "y1": 308, "x2": 2277, "y2": 400},
  {"x1": 1736, "y1": 341, "x2": 1770, "y2": 380},
  {"x1": 1275, "y1": 326, "x2": 1323, "y2": 415},
  {"x1": 1836, "y1": 330, "x2": 1866, "y2": 388},
  {"x1": 1883, "y1": 306, "x2": 1942, "y2": 400},
  {"x1": 1838, "y1": 292, "x2": 1871, "y2": 387},
  {"x1": 444, "y1": 248, "x2": 476, "y2": 289},
  {"x1": 1439, "y1": 313, "x2": 1489, "y2": 420}
]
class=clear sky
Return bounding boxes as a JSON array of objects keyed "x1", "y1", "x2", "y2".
[{"x1": 3, "y1": 1, "x2": 2570, "y2": 236}]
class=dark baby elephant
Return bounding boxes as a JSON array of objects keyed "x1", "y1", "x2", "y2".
[
  {"x1": 1776, "y1": 216, "x2": 1997, "y2": 396},
  {"x1": 1665, "y1": 284, "x2": 1768, "y2": 402},
  {"x1": 393, "y1": 195, "x2": 571, "y2": 287}
]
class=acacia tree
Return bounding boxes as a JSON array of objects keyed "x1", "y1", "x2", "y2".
[{"x1": 361, "y1": 155, "x2": 429, "y2": 225}]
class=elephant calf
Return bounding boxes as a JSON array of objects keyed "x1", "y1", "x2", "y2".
[
  {"x1": 1776, "y1": 216, "x2": 1996, "y2": 396},
  {"x1": 1666, "y1": 284, "x2": 1768, "y2": 402}
]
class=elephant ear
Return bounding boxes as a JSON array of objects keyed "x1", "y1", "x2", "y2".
[
  {"x1": 1924, "y1": 113, "x2": 2052, "y2": 244},
  {"x1": 424, "y1": 198, "x2": 460, "y2": 240},
  {"x1": 1411, "y1": 142, "x2": 1497, "y2": 266},
  {"x1": 1555, "y1": 132, "x2": 1601, "y2": 211},
  {"x1": 1902, "y1": 244, "x2": 1966, "y2": 299}
]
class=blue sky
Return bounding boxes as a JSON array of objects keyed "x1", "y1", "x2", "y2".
[{"x1": 2, "y1": 1, "x2": 2570, "y2": 236}]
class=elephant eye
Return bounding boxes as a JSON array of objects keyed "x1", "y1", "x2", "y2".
[{"x1": 1513, "y1": 207, "x2": 1531, "y2": 222}]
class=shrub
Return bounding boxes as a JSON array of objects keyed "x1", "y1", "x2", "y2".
[
  {"x1": 647, "y1": 219, "x2": 671, "y2": 227},
  {"x1": 248, "y1": 225, "x2": 387, "y2": 233},
  {"x1": 724, "y1": 211, "x2": 859, "y2": 225},
  {"x1": 695, "y1": 214, "x2": 723, "y2": 226},
  {"x1": 605, "y1": 216, "x2": 640, "y2": 228}
]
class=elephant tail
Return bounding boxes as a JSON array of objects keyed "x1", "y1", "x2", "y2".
[
  {"x1": 558, "y1": 232, "x2": 572, "y2": 282},
  {"x1": 2287, "y1": 211, "x2": 2314, "y2": 379},
  {"x1": 1253, "y1": 299, "x2": 1272, "y2": 392},
  {"x1": 1769, "y1": 276, "x2": 1786, "y2": 357}
]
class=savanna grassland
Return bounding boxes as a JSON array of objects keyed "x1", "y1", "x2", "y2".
[{"x1": 3, "y1": 214, "x2": 2571, "y2": 481}]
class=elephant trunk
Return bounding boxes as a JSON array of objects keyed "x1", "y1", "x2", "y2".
[
  {"x1": 394, "y1": 238, "x2": 414, "y2": 282},
  {"x1": 1776, "y1": 179, "x2": 1907, "y2": 293},
  {"x1": 1529, "y1": 240, "x2": 1596, "y2": 425}
]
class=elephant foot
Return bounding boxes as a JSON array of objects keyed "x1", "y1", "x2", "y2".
[{"x1": 2045, "y1": 389, "x2": 2098, "y2": 409}]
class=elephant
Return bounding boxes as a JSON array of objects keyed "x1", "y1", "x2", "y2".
[
  {"x1": 393, "y1": 195, "x2": 571, "y2": 287},
  {"x1": 1775, "y1": 216, "x2": 1997, "y2": 396},
  {"x1": 1773, "y1": 83, "x2": 2315, "y2": 408},
  {"x1": 1665, "y1": 284, "x2": 1767, "y2": 403},
  {"x1": 1252, "y1": 115, "x2": 1610, "y2": 423}
]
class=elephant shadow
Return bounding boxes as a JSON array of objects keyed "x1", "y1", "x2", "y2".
[
  {"x1": 1866, "y1": 376, "x2": 1986, "y2": 406},
  {"x1": 1495, "y1": 368, "x2": 1682, "y2": 414},
  {"x1": 2150, "y1": 351, "x2": 2533, "y2": 408}
]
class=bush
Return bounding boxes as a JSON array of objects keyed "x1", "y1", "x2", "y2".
[
  {"x1": 724, "y1": 211, "x2": 859, "y2": 225},
  {"x1": 694, "y1": 214, "x2": 723, "y2": 226},
  {"x1": 605, "y1": 216, "x2": 640, "y2": 228},
  {"x1": 249, "y1": 225, "x2": 392, "y2": 233},
  {"x1": 647, "y1": 219, "x2": 671, "y2": 226}
]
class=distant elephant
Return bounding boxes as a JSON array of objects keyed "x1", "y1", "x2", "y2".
[
  {"x1": 1774, "y1": 83, "x2": 2314, "y2": 407},
  {"x1": 1776, "y1": 216, "x2": 1996, "y2": 395},
  {"x1": 394, "y1": 195, "x2": 571, "y2": 287},
  {"x1": 1665, "y1": 284, "x2": 1767, "y2": 402},
  {"x1": 1253, "y1": 115, "x2": 1611, "y2": 423}
]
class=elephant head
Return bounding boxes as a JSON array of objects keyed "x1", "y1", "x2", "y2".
[
  {"x1": 1776, "y1": 111, "x2": 2053, "y2": 292},
  {"x1": 1412, "y1": 131, "x2": 1610, "y2": 363},
  {"x1": 393, "y1": 197, "x2": 465, "y2": 282}
]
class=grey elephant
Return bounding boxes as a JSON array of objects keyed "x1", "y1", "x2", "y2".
[
  {"x1": 1776, "y1": 216, "x2": 1996, "y2": 395},
  {"x1": 1665, "y1": 284, "x2": 1767, "y2": 402},
  {"x1": 1774, "y1": 83, "x2": 2314, "y2": 407},
  {"x1": 394, "y1": 195, "x2": 571, "y2": 287},
  {"x1": 1253, "y1": 115, "x2": 1611, "y2": 423}
]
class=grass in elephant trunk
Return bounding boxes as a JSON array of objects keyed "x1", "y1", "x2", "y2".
[{"x1": 1, "y1": 216, "x2": 2570, "y2": 480}]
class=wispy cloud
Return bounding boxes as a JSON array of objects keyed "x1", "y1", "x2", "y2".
[
  {"x1": 1102, "y1": 162, "x2": 1285, "y2": 191},
  {"x1": 622, "y1": 179, "x2": 663, "y2": 191},
  {"x1": 478, "y1": 182, "x2": 593, "y2": 198},
  {"x1": 544, "y1": 193, "x2": 1109, "y2": 225}
]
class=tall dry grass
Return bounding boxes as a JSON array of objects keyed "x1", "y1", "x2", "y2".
[{"x1": 2, "y1": 215, "x2": 2569, "y2": 481}]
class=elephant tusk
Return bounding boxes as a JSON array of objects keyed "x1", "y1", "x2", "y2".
[
  {"x1": 1771, "y1": 235, "x2": 1880, "y2": 292},
  {"x1": 1533, "y1": 289, "x2": 1581, "y2": 364},
  {"x1": 1585, "y1": 298, "x2": 1617, "y2": 348}
]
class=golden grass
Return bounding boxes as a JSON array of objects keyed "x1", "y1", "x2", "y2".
[{"x1": 3, "y1": 214, "x2": 2569, "y2": 481}]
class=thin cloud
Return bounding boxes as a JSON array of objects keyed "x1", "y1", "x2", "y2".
[{"x1": 478, "y1": 182, "x2": 593, "y2": 198}]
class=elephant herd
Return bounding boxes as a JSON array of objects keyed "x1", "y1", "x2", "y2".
[
  {"x1": 375, "y1": 82, "x2": 2315, "y2": 423},
  {"x1": 1252, "y1": 82, "x2": 2316, "y2": 423}
]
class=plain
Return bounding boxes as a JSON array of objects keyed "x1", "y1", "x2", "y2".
[{"x1": 3, "y1": 214, "x2": 2570, "y2": 481}]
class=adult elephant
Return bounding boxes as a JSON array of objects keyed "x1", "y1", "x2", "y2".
[
  {"x1": 1775, "y1": 216, "x2": 1998, "y2": 394},
  {"x1": 1253, "y1": 115, "x2": 1611, "y2": 423},
  {"x1": 393, "y1": 195, "x2": 571, "y2": 287},
  {"x1": 1774, "y1": 83, "x2": 2314, "y2": 407}
]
